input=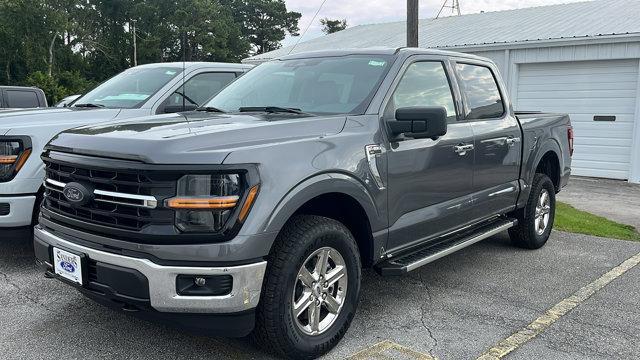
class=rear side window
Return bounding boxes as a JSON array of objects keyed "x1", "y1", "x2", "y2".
[
  {"x1": 5, "y1": 90, "x2": 40, "y2": 108},
  {"x1": 456, "y1": 63, "x2": 505, "y2": 119}
]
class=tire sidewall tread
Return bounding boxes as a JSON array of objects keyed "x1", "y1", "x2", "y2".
[
  {"x1": 253, "y1": 215, "x2": 361, "y2": 359},
  {"x1": 509, "y1": 173, "x2": 556, "y2": 249}
]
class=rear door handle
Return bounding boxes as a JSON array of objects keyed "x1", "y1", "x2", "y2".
[
  {"x1": 454, "y1": 144, "x2": 474, "y2": 156},
  {"x1": 506, "y1": 137, "x2": 521, "y2": 146}
]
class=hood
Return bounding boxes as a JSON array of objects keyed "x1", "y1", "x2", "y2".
[
  {"x1": 0, "y1": 107, "x2": 122, "y2": 135},
  {"x1": 47, "y1": 111, "x2": 347, "y2": 164}
]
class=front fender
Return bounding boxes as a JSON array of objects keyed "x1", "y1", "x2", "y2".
[{"x1": 261, "y1": 172, "x2": 386, "y2": 235}]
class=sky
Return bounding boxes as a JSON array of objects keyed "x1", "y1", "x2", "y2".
[{"x1": 282, "y1": 0, "x2": 590, "y2": 46}]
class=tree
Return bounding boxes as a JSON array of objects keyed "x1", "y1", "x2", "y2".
[
  {"x1": 221, "y1": 0, "x2": 301, "y2": 54},
  {"x1": 169, "y1": 0, "x2": 250, "y2": 62},
  {"x1": 0, "y1": 0, "x2": 297, "y2": 100},
  {"x1": 320, "y1": 18, "x2": 347, "y2": 34}
]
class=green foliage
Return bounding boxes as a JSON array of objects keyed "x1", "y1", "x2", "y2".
[
  {"x1": 221, "y1": 0, "x2": 302, "y2": 54},
  {"x1": 0, "y1": 0, "x2": 300, "y2": 100},
  {"x1": 555, "y1": 202, "x2": 640, "y2": 242},
  {"x1": 25, "y1": 71, "x2": 97, "y2": 104},
  {"x1": 320, "y1": 18, "x2": 347, "y2": 34},
  {"x1": 26, "y1": 72, "x2": 65, "y2": 104}
]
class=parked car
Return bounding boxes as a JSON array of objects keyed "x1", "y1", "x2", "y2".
[
  {"x1": 54, "y1": 94, "x2": 81, "y2": 107},
  {"x1": 34, "y1": 49, "x2": 572, "y2": 359},
  {"x1": 0, "y1": 86, "x2": 47, "y2": 109},
  {"x1": 0, "y1": 62, "x2": 251, "y2": 229}
]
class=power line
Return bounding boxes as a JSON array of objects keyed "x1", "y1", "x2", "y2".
[{"x1": 288, "y1": 0, "x2": 329, "y2": 55}]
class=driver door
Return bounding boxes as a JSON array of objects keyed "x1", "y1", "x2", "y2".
[{"x1": 385, "y1": 58, "x2": 475, "y2": 252}]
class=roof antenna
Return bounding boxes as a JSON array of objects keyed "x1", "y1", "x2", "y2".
[
  {"x1": 288, "y1": 0, "x2": 328, "y2": 55},
  {"x1": 182, "y1": 30, "x2": 186, "y2": 113}
]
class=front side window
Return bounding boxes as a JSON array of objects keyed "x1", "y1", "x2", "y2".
[
  {"x1": 74, "y1": 67, "x2": 183, "y2": 109},
  {"x1": 386, "y1": 61, "x2": 457, "y2": 119},
  {"x1": 456, "y1": 63, "x2": 505, "y2": 120},
  {"x1": 163, "y1": 72, "x2": 237, "y2": 110},
  {"x1": 206, "y1": 55, "x2": 393, "y2": 115}
]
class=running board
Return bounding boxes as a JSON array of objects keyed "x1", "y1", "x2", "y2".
[{"x1": 375, "y1": 218, "x2": 517, "y2": 276}]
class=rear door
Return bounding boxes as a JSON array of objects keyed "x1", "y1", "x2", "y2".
[
  {"x1": 454, "y1": 61, "x2": 521, "y2": 218},
  {"x1": 385, "y1": 56, "x2": 475, "y2": 252}
]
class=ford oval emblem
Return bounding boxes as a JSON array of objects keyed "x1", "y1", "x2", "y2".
[
  {"x1": 63, "y1": 186, "x2": 84, "y2": 203},
  {"x1": 62, "y1": 182, "x2": 94, "y2": 206},
  {"x1": 60, "y1": 261, "x2": 76, "y2": 273}
]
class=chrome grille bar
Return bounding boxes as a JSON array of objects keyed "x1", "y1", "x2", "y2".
[{"x1": 44, "y1": 178, "x2": 158, "y2": 209}]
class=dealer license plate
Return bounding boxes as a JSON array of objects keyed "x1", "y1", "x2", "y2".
[{"x1": 53, "y1": 247, "x2": 83, "y2": 285}]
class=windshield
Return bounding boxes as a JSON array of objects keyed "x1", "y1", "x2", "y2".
[
  {"x1": 206, "y1": 55, "x2": 393, "y2": 115},
  {"x1": 74, "y1": 67, "x2": 183, "y2": 109}
]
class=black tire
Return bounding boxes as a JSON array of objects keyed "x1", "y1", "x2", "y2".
[
  {"x1": 31, "y1": 190, "x2": 44, "y2": 226},
  {"x1": 509, "y1": 173, "x2": 556, "y2": 249},
  {"x1": 252, "y1": 215, "x2": 361, "y2": 359}
]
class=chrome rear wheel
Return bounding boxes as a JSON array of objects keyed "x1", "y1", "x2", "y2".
[{"x1": 534, "y1": 189, "x2": 551, "y2": 235}]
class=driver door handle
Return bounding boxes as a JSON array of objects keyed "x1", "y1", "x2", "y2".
[
  {"x1": 506, "y1": 137, "x2": 521, "y2": 146},
  {"x1": 454, "y1": 144, "x2": 474, "y2": 156}
]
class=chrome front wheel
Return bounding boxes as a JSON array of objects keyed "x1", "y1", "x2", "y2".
[{"x1": 292, "y1": 247, "x2": 348, "y2": 336}]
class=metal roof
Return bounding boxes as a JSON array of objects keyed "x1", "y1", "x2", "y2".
[
  {"x1": 246, "y1": 0, "x2": 640, "y2": 63},
  {"x1": 275, "y1": 47, "x2": 490, "y2": 61}
]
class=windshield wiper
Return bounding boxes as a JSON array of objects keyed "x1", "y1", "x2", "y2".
[
  {"x1": 239, "y1": 106, "x2": 309, "y2": 115},
  {"x1": 196, "y1": 106, "x2": 226, "y2": 113},
  {"x1": 74, "y1": 103, "x2": 105, "y2": 108}
]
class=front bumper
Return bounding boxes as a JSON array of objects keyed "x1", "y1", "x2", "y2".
[
  {"x1": 0, "y1": 195, "x2": 36, "y2": 227},
  {"x1": 34, "y1": 226, "x2": 267, "y2": 314}
]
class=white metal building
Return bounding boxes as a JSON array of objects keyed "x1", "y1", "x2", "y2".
[{"x1": 245, "y1": 0, "x2": 640, "y2": 183}]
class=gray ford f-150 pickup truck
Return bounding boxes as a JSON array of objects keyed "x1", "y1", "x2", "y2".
[{"x1": 34, "y1": 48, "x2": 572, "y2": 359}]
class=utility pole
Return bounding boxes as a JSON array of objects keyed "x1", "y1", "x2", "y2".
[
  {"x1": 132, "y1": 20, "x2": 137, "y2": 67},
  {"x1": 407, "y1": 0, "x2": 419, "y2": 47}
]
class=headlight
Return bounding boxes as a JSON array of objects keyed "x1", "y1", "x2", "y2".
[
  {"x1": 165, "y1": 174, "x2": 259, "y2": 233},
  {"x1": 0, "y1": 137, "x2": 32, "y2": 182}
]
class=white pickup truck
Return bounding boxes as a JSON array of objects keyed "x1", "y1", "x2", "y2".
[{"x1": 0, "y1": 62, "x2": 251, "y2": 229}]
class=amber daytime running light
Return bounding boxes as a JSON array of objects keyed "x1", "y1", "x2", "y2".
[
  {"x1": 165, "y1": 174, "x2": 259, "y2": 233},
  {"x1": 166, "y1": 196, "x2": 240, "y2": 209},
  {"x1": 0, "y1": 138, "x2": 32, "y2": 182}
]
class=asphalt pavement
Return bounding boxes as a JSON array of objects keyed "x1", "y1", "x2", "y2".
[{"x1": 1, "y1": 229, "x2": 639, "y2": 360}]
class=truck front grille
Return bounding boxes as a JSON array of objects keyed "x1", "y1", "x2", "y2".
[{"x1": 43, "y1": 157, "x2": 176, "y2": 232}]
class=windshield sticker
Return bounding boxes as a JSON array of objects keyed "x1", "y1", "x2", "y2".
[
  {"x1": 165, "y1": 70, "x2": 177, "y2": 75},
  {"x1": 368, "y1": 60, "x2": 386, "y2": 67},
  {"x1": 99, "y1": 94, "x2": 150, "y2": 101}
]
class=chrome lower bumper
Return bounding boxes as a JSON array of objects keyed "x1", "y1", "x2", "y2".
[{"x1": 34, "y1": 226, "x2": 267, "y2": 314}]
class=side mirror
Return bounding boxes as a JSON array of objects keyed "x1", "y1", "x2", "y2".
[
  {"x1": 388, "y1": 107, "x2": 448, "y2": 140},
  {"x1": 164, "y1": 104, "x2": 198, "y2": 114}
]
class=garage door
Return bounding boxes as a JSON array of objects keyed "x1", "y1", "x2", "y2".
[{"x1": 517, "y1": 60, "x2": 639, "y2": 180}]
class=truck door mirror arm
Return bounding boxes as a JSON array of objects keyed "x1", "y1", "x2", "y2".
[{"x1": 387, "y1": 106, "x2": 448, "y2": 140}]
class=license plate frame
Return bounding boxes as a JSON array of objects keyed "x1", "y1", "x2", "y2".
[{"x1": 53, "y1": 247, "x2": 86, "y2": 286}]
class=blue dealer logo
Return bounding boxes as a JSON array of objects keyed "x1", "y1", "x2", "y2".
[{"x1": 60, "y1": 261, "x2": 76, "y2": 273}]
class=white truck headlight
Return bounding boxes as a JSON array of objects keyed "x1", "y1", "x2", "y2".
[{"x1": 0, "y1": 136, "x2": 32, "y2": 182}]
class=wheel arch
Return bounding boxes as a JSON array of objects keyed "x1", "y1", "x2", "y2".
[{"x1": 262, "y1": 173, "x2": 385, "y2": 267}]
